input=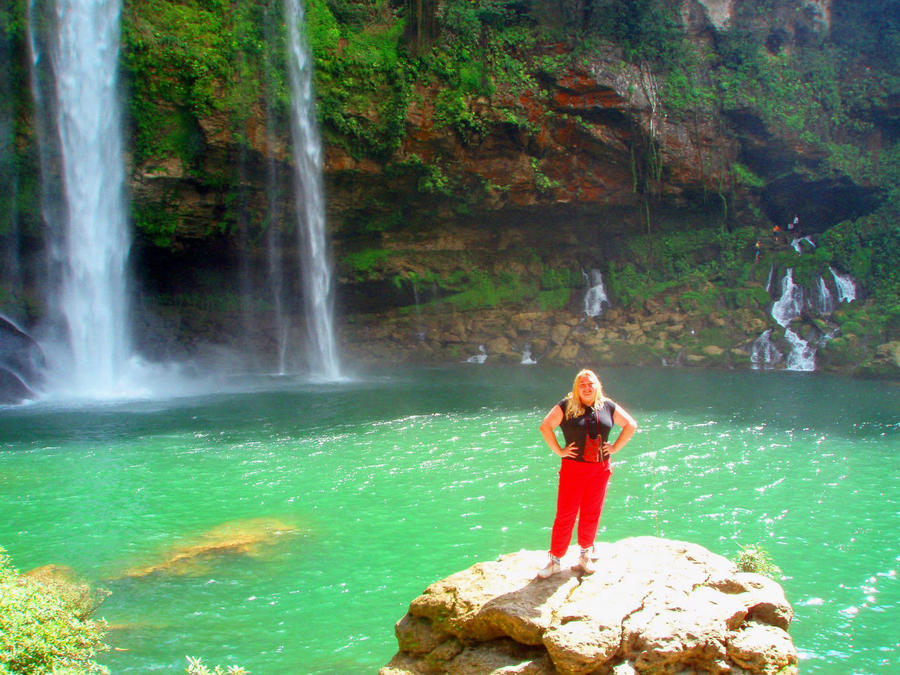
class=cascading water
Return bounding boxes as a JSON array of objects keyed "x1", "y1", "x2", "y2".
[
  {"x1": 38, "y1": 0, "x2": 132, "y2": 396},
  {"x1": 771, "y1": 268, "x2": 804, "y2": 328},
  {"x1": 583, "y1": 269, "x2": 610, "y2": 318},
  {"x1": 830, "y1": 266, "x2": 857, "y2": 303},
  {"x1": 284, "y1": 0, "x2": 341, "y2": 380},
  {"x1": 750, "y1": 329, "x2": 782, "y2": 370},
  {"x1": 0, "y1": 24, "x2": 20, "y2": 309},
  {"x1": 813, "y1": 276, "x2": 835, "y2": 316},
  {"x1": 770, "y1": 268, "x2": 815, "y2": 372},
  {"x1": 263, "y1": 4, "x2": 290, "y2": 375}
]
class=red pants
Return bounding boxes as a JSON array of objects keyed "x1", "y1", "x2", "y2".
[{"x1": 549, "y1": 459, "x2": 612, "y2": 558}]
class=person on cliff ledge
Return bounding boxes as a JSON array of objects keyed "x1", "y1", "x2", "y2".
[{"x1": 537, "y1": 368, "x2": 637, "y2": 578}]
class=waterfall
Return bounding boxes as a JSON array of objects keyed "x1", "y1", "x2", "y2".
[
  {"x1": 784, "y1": 328, "x2": 815, "y2": 371},
  {"x1": 520, "y1": 345, "x2": 537, "y2": 365},
  {"x1": 771, "y1": 268, "x2": 804, "y2": 328},
  {"x1": 285, "y1": 0, "x2": 340, "y2": 380},
  {"x1": 583, "y1": 269, "x2": 610, "y2": 317},
  {"x1": 264, "y1": 4, "x2": 289, "y2": 375},
  {"x1": 750, "y1": 329, "x2": 782, "y2": 370},
  {"x1": 830, "y1": 267, "x2": 857, "y2": 303},
  {"x1": 466, "y1": 345, "x2": 488, "y2": 364},
  {"x1": 814, "y1": 276, "x2": 835, "y2": 316},
  {"x1": 790, "y1": 236, "x2": 815, "y2": 254},
  {"x1": 769, "y1": 268, "x2": 815, "y2": 371},
  {"x1": 0, "y1": 21, "x2": 21, "y2": 312},
  {"x1": 35, "y1": 0, "x2": 132, "y2": 395}
]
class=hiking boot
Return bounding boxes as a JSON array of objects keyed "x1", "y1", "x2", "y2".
[
  {"x1": 577, "y1": 549, "x2": 596, "y2": 575},
  {"x1": 537, "y1": 556, "x2": 561, "y2": 579}
]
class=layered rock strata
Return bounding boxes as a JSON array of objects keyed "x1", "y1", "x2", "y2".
[{"x1": 381, "y1": 537, "x2": 797, "y2": 675}]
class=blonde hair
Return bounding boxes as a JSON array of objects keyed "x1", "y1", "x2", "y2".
[{"x1": 564, "y1": 368, "x2": 606, "y2": 419}]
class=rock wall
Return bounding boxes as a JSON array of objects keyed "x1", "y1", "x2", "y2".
[{"x1": 381, "y1": 537, "x2": 797, "y2": 675}]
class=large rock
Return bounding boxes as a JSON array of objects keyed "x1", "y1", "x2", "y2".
[{"x1": 381, "y1": 537, "x2": 796, "y2": 675}]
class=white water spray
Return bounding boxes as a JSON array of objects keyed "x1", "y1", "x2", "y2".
[
  {"x1": 771, "y1": 268, "x2": 804, "y2": 328},
  {"x1": 50, "y1": 0, "x2": 131, "y2": 395},
  {"x1": 583, "y1": 269, "x2": 610, "y2": 317},
  {"x1": 814, "y1": 276, "x2": 835, "y2": 316},
  {"x1": 771, "y1": 269, "x2": 815, "y2": 371},
  {"x1": 285, "y1": 0, "x2": 340, "y2": 380},
  {"x1": 750, "y1": 329, "x2": 782, "y2": 370},
  {"x1": 830, "y1": 266, "x2": 857, "y2": 303}
]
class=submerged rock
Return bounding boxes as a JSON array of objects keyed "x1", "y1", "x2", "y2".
[
  {"x1": 381, "y1": 536, "x2": 797, "y2": 675},
  {"x1": 116, "y1": 516, "x2": 300, "y2": 579}
]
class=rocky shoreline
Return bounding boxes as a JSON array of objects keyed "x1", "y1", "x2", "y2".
[{"x1": 340, "y1": 301, "x2": 900, "y2": 379}]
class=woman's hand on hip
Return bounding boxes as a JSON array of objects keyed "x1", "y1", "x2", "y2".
[{"x1": 558, "y1": 441, "x2": 578, "y2": 459}]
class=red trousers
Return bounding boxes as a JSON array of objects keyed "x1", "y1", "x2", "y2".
[{"x1": 549, "y1": 459, "x2": 612, "y2": 558}]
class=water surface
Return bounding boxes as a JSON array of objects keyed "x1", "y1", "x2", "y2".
[{"x1": 1, "y1": 365, "x2": 897, "y2": 673}]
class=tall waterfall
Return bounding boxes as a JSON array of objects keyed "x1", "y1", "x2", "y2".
[
  {"x1": 284, "y1": 0, "x2": 341, "y2": 380},
  {"x1": 37, "y1": 0, "x2": 132, "y2": 395}
]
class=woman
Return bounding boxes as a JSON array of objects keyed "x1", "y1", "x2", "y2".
[{"x1": 537, "y1": 368, "x2": 637, "y2": 578}]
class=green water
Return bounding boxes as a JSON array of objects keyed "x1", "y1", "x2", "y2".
[{"x1": 1, "y1": 365, "x2": 897, "y2": 674}]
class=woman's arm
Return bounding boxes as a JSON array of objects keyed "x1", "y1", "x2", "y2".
[
  {"x1": 539, "y1": 405, "x2": 577, "y2": 458},
  {"x1": 607, "y1": 405, "x2": 637, "y2": 455}
]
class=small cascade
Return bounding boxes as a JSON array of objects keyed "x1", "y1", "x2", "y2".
[
  {"x1": 766, "y1": 264, "x2": 775, "y2": 294},
  {"x1": 466, "y1": 345, "x2": 488, "y2": 364},
  {"x1": 750, "y1": 329, "x2": 783, "y2": 370},
  {"x1": 813, "y1": 276, "x2": 835, "y2": 316},
  {"x1": 583, "y1": 269, "x2": 610, "y2": 317},
  {"x1": 411, "y1": 284, "x2": 426, "y2": 342},
  {"x1": 285, "y1": 0, "x2": 341, "y2": 380},
  {"x1": 790, "y1": 236, "x2": 815, "y2": 254},
  {"x1": 830, "y1": 266, "x2": 857, "y2": 303},
  {"x1": 520, "y1": 345, "x2": 537, "y2": 365},
  {"x1": 771, "y1": 268, "x2": 804, "y2": 328},
  {"x1": 771, "y1": 269, "x2": 814, "y2": 371},
  {"x1": 784, "y1": 328, "x2": 816, "y2": 371}
]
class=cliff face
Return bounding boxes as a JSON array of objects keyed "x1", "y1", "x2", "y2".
[
  {"x1": 381, "y1": 537, "x2": 798, "y2": 675},
  {"x1": 4, "y1": 0, "x2": 898, "y2": 378}
]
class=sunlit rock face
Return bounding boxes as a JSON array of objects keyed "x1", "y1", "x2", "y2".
[
  {"x1": 681, "y1": 0, "x2": 832, "y2": 33},
  {"x1": 689, "y1": 0, "x2": 735, "y2": 30},
  {"x1": 381, "y1": 537, "x2": 797, "y2": 675}
]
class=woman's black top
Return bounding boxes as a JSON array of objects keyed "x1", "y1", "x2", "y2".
[{"x1": 556, "y1": 398, "x2": 617, "y2": 463}]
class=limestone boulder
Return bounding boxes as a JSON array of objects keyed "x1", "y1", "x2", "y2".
[{"x1": 381, "y1": 537, "x2": 797, "y2": 675}]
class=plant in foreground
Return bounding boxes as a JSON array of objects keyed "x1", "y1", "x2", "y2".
[
  {"x1": 0, "y1": 546, "x2": 109, "y2": 675},
  {"x1": 186, "y1": 655, "x2": 248, "y2": 674},
  {"x1": 734, "y1": 543, "x2": 782, "y2": 579}
]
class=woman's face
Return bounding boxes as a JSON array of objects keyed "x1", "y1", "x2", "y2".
[{"x1": 577, "y1": 375, "x2": 598, "y2": 405}]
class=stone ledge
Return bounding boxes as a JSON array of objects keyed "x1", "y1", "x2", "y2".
[{"x1": 381, "y1": 536, "x2": 797, "y2": 675}]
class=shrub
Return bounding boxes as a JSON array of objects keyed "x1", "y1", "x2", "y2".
[
  {"x1": 733, "y1": 544, "x2": 781, "y2": 579},
  {"x1": 185, "y1": 656, "x2": 247, "y2": 675},
  {"x1": 0, "y1": 547, "x2": 109, "y2": 675}
]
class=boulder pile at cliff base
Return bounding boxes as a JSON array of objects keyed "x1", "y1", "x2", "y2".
[{"x1": 381, "y1": 536, "x2": 797, "y2": 675}]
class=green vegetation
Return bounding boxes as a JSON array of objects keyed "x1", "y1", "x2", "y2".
[
  {"x1": 185, "y1": 656, "x2": 247, "y2": 675},
  {"x1": 4, "y1": 0, "x2": 899, "y2": 361},
  {"x1": 0, "y1": 547, "x2": 109, "y2": 675},
  {"x1": 733, "y1": 544, "x2": 782, "y2": 580}
]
